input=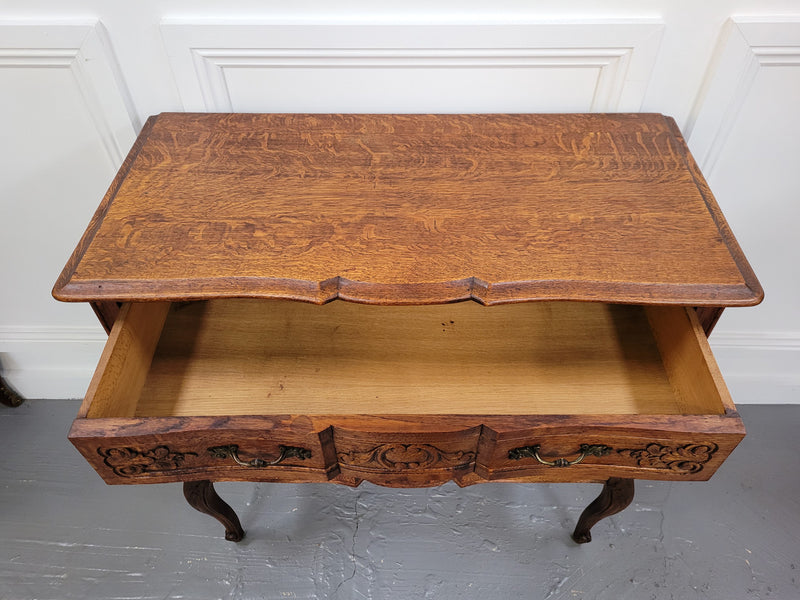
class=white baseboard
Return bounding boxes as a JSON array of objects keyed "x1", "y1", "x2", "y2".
[
  {"x1": 710, "y1": 332, "x2": 800, "y2": 405},
  {"x1": 0, "y1": 325, "x2": 105, "y2": 400},
  {"x1": 2, "y1": 367, "x2": 96, "y2": 400}
]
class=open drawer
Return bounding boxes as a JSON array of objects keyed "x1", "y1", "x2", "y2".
[{"x1": 69, "y1": 299, "x2": 744, "y2": 487}]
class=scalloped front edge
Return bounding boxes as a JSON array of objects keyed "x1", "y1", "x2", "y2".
[{"x1": 52, "y1": 275, "x2": 764, "y2": 307}]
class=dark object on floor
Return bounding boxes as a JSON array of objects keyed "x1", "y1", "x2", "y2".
[{"x1": 0, "y1": 375, "x2": 24, "y2": 407}]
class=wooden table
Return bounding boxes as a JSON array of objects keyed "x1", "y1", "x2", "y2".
[{"x1": 53, "y1": 113, "x2": 762, "y2": 544}]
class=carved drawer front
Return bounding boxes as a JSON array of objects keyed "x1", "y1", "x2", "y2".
[
  {"x1": 476, "y1": 427, "x2": 742, "y2": 483},
  {"x1": 71, "y1": 300, "x2": 746, "y2": 488},
  {"x1": 334, "y1": 428, "x2": 482, "y2": 487},
  {"x1": 70, "y1": 424, "x2": 338, "y2": 485}
]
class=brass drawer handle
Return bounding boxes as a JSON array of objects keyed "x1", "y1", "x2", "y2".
[
  {"x1": 508, "y1": 444, "x2": 612, "y2": 467},
  {"x1": 208, "y1": 444, "x2": 312, "y2": 468}
]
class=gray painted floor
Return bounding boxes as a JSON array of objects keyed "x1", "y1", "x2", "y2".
[{"x1": 1, "y1": 401, "x2": 798, "y2": 600}]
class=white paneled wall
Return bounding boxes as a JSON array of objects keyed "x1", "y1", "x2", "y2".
[
  {"x1": 0, "y1": 2, "x2": 798, "y2": 402},
  {"x1": 160, "y1": 22, "x2": 663, "y2": 113},
  {"x1": 689, "y1": 18, "x2": 800, "y2": 403},
  {"x1": 0, "y1": 22, "x2": 135, "y2": 397}
]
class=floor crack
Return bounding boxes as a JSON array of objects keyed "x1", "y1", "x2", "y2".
[
  {"x1": 657, "y1": 484, "x2": 672, "y2": 545},
  {"x1": 334, "y1": 493, "x2": 361, "y2": 597}
]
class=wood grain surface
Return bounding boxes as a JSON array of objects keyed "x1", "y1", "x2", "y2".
[
  {"x1": 84, "y1": 300, "x2": 728, "y2": 418},
  {"x1": 53, "y1": 113, "x2": 762, "y2": 306}
]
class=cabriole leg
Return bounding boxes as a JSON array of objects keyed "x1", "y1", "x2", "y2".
[
  {"x1": 572, "y1": 477, "x2": 635, "y2": 544},
  {"x1": 183, "y1": 480, "x2": 245, "y2": 542}
]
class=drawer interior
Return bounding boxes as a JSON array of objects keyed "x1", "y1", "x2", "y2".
[{"x1": 82, "y1": 299, "x2": 731, "y2": 419}]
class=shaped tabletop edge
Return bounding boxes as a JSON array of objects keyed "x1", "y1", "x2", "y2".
[{"x1": 52, "y1": 112, "x2": 764, "y2": 308}]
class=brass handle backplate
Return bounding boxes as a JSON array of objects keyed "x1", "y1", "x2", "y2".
[
  {"x1": 508, "y1": 444, "x2": 612, "y2": 467},
  {"x1": 208, "y1": 444, "x2": 312, "y2": 468}
]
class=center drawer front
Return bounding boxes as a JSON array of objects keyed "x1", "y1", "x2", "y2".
[{"x1": 333, "y1": 427, "x2": 482, "y2": 488}]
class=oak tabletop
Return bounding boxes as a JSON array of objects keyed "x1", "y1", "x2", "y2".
[{"x1": 53, "y1": 113, "x2": 762, "y2": 306}]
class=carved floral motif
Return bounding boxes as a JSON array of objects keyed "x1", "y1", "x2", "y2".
[
  {"x1": 98, "y1": 445, "x2": 199, "y2": 477},
  {"x1": 338, "y1": 443, "x2": 475, "y2": 471},
  {"x1": 618, "y1": 442, "x2": 718, "y2": 474}
]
